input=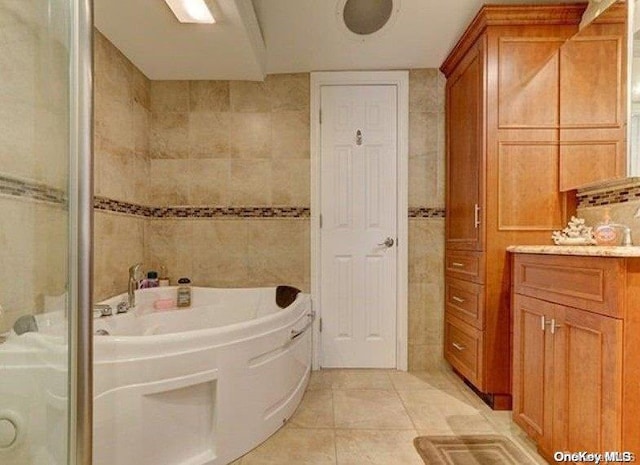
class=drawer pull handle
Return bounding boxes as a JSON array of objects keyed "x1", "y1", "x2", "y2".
[
  {"x1": 452, "y1": 342, "x2": 466, "y2": 351},
  {"x1": 451, "y1": 262, "x2": 465, "y2": 268},
  {"x1": 474, "y1": 204, "x2": 481, "y2": 228},
  {"x1": 452, "y1": 296, "x2": 465, "y2": 304}
]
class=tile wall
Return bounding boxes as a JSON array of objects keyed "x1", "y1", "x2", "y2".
[
  {"x1": 93, "y1": 30, "x2": 148, "y2": 301},
  {"x1": 91, "y1": 35, "x2": 446, "y2": 370},
  {"x1": 576, "y1": 179, "x2": 640, "y2": 242},
  {"x1": 0, "y1": 3, "x2": 69, "y2": 333}
]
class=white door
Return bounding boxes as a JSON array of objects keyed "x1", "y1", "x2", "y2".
[{"x1": 320, "y1": 85, "x2": 398, "y2": 368}]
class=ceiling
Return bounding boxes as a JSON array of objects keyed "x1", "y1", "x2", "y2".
[{"x1": 95, "y1": 0, "x2": 586, "y2": 81}]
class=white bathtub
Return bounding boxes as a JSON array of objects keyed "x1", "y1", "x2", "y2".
[{"x1": 0, "y1": 286, "x2": 313, "y2": 465}]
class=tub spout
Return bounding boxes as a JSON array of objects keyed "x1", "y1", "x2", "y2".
[{"x1": 128, "y1": 263, "x2": 143, "y2": 308}]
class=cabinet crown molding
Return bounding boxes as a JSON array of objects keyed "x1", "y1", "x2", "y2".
[{"x1": 440, "y1": 3, "x2": 586, "y2": 77}]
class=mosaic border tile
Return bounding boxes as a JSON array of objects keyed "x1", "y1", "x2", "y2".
[
  {"x1": 577, "y1": 185, "x2": 640, "y2": 209},
  {"x1": 409, "y1": 207, "x2": 446, "y2": 218},
  {"x1": 0, "y1": 174, "x2": 66, "y2": 205},
  {"x1": 3, "y1": 175, "x2": 447, "y2": 219}
]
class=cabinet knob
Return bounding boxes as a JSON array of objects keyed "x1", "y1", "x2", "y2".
[
  {"x1": 452, "y1": 342, "x2": 466, "y2": 351},
  {"x1": 452, "y1": 296, "x2": 466, "y2": 304}
]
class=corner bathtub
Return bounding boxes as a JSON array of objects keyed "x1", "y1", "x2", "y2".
[
  {"x1": 0, "y1": 286, "x2": 313, "y2": 465},
  {"x1": 94, "y1": 286, "x2": 313, "y2": 465}
]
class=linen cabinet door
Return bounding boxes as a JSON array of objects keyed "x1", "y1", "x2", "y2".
[
  {"x1": 552, "y1": 306, "x2": 623, "y2": 455},
  {"x1": 446, "y1": 39, "x2": 484, "y2": 251},
  {"x1": 512, "y1": 294, "x2": 554, "y2": 453}
]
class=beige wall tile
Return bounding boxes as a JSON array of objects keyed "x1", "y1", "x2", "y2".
[
  {"x1": 144, "y1": 219, "x2": 194, "y2": 285},
  {"x1": 148, "y1": 159, "x2": 190, "y2": 206},
  {"x1": 189, "y1": 81, "x2": 230, "y2": 112},
  {"x1": 190, "y1": 220, "x2": 249, "y2": 287},
  {"x1": 150, "y1": 80, "x2": 189, "y2": 112},
  {"x1": 271, "y1": 111, "x2": 310, "y2": 159},
  {"x1": 94, "y1": 94, "x2": 135, "y2": 158},
  {"x1": 150, "y1": 111, "x2": 189, "y2": 159},
  {"x1": 93, "y1": 211, "x2": 145, "y2": 301},
  {"x1": 94, "y1": 30, "x2": 133, "y2": 106},
  {"x1": 133, "y1": 67, "x2": 151, "y2": 111},
  {"x1": 0, "y1": 199, "x2": 67, "y2": 333},
  {"x1": 133, "y1": 102, "x2": 150, "y2": 158},
  {"x1": 189, "y1": 112, "x2": 230, "y2": 158},
  {"x1": 271, "y1": 159, "x2": 310, "y2": 206},
  {"x1": 229, "y1": 159, "x2": 272, "y2": 205},
  {"x1": 230, "y1": 80, "x2": 270, "y2": 112},
  {"x1": 409, "y1": 111, "x2": 438, "y2": 157},
  {"x1": 409, "y1": 69, "x2": 440, "y2": 114},
  {"x1": 229, "y1": 113, "x2": 272, "y2": 159},
  {"x1": 266, "y1": 73, "x2": 310, "y2": 112},
  {"x1": 188, "y1": 159, "x2": 230, "y2": 205},
  {"x1": 408, "y1": 155, "x2": 438, "y2": 209}
]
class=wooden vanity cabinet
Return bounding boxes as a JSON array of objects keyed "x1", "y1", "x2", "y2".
[
  {"x1": 512, "y1": 253, "x2": 640, "y2": 460},
  {"x1": 441, "y1": 4, "x2": 582, "y2": 409}
]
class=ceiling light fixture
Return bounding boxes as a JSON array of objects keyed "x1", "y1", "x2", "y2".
[{"x1": 164, "y1": 0, "x2": 216, "y2": 24}]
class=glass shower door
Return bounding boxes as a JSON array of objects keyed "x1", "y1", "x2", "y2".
[{"x1": 0, "y1": 1, "x2": 93, "y2": 464}]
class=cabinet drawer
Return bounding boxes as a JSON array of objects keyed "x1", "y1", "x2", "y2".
[
  {"x1": 446, "y1": 277, "x2": 484, "y2": 329},
  {"x1": 446, "y1": 250, "x2": 485, "y2": 284},
  {"x1": 444, "y1": 313, "x2": 483, "y2": 387},
  {"x1": 513, "y1": 253, "x2": 624, "y2": 319}
]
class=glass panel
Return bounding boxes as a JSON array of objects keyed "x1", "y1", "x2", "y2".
[{"x1": 0, "y1": 1, "x2": 72, "y2": 464}]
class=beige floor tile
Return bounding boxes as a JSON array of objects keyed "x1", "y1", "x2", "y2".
[
  {"x1": 331, "y1": 369, "x2": 393, "y2": 390},
  {"x1": 307, "y1": 370, "x2": 337, "y2": 391},
  {"x1": 333, "y1": 389, "x2": 414, "y2": 430},
  {"x1": 289, "y1": 389, "x2": 334, "y2": 429},
  {"x1": 335, "y1": 429, "x2": 423, "y2": 465},
  {"x1": 240, "y1": 427, "x2": 336, "y2": 465},
  {"x1": 388, "y1": 369, "x2": 461, "y2": 391},
  {"x1": 400, "y1": 388, "x2": 498, "y2": 434}
]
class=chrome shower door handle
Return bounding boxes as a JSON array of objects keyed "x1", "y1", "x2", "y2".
[{"x1": 378, "y1": 237, "x2": 395, "y2": 248}]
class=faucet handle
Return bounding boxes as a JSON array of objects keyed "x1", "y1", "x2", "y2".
[
  {"x1": 93, "y1": 304, "x2": 112, "y2": 318},
  {"x1": 116, "y1": 301, "x2": 130, "y2": 314}
]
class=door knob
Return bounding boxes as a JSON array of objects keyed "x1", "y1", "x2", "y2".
[{"x1": 378, "y1": 237, "x2": 395, "y2": 248}]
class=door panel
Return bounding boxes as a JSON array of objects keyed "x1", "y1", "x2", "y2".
[
  {"x1": 446, "y1": 41, "x2": 484, "y2": 250},
  {"x1": 320, "y1": 85, "x2": 398, "y2": 368},
  {"x1": 512, "y1": 295, "x2": 554, "y2": 452},
  {"x1": 552, "y1": 306, "x2": 623, "y2": 454}
]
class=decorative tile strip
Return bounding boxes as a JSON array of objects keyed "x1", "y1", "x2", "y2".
[
  {"x1": 0, "y1": 174, "x2": 66, "y2": 205},
  {"x1": 148, "y1": 206, "x2": 311, "y2": 218},
  {"x1": 577, "y1": 184, "x2": 640, "y2": 209},
  {"x1": 409, "y1": 207, "x2": 446, "y2": 218},
  {"x1": 94, "y1": 197, "x2": 153, "y2": 216}
]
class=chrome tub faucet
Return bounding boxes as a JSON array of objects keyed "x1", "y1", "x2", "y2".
[{"x1": 128, "y1": 263, "x2": 143, "y2": 309}]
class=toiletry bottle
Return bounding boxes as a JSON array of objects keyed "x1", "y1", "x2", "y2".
[
  {"x1": 593, "y1": 209, "x2": 620, "y2": 245},
  {"x1": 159, "y1": 266, "x2": 170, "y2": 287},
  {"x1": 177, "y1": 278, "x2": 192, "y2": 308},
  {"x1": 146, "y1": 271, "x2": 159, "y2": 288}
]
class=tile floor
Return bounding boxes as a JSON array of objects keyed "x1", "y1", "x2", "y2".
[{"x1": 231, "y1": 367, "x2": 548, "y2": 465}]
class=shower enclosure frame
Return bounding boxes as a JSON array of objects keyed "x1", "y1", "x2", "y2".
[{"x1": 68, "y1": 0, "x2": 94, "y2": 464}]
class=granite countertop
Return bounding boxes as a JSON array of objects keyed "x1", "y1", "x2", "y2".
[{"x1": 506, "y1": 245, "x2": 640, "y2": 257}]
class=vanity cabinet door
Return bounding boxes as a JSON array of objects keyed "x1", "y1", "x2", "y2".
[
  {"x1": 512, "y1": 294, "x2": 555, "y2": 454},
  {"x1": 446, "y1": 38, "x2": 485, "y2": 251},
  {"x1": 552, "y1": 305, "x2": 623, "y2": 455}
]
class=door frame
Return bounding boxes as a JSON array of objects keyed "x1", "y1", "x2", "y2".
[{"x1": 310, "y1": 71, "x2": 409, "y2": 371}]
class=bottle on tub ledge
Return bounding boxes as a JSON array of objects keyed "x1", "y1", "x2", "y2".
[
  {"x1": 139, "y1": 271, "x2": 159, "y2": 288},
  {"x1": 159, "y1": 266, "x2": 170, "y2": 287},
  {"x1": 177, "y1": 278, "x2": 192, "y2": 308}
]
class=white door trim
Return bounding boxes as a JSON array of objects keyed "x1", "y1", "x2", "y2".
[{"x1": 310, "y1": 71, "x2": 409, "y2": 371}]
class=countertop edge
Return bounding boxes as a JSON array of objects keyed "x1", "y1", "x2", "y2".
[{"x1": 506, "y1": 245, "x2": 640, "y2": 258}]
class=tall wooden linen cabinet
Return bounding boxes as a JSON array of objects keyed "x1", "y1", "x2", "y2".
[{"x1": 439, "y1": 5, "x2": 584, "y2": 408}]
